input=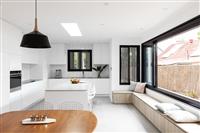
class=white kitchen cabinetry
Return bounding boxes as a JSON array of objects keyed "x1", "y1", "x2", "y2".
[
  {"x1": 21, "y1": 48, "x2": 39, "y2": 64},
  {"x1": 9, "y1": 80, "x2": 45, "y2": 111},
  {"x1": 48, "y1": 78, "x2": 110, "y2": 95},
  {"x1": 9, "y1": 53, "x2": 22, "y2": 70},
  {"x1": 9, "y1": 90, "x2": 23, "y2": 111},
  {"x1": 94, "y1": 79, "x2": 110, "y2": 95},
  {"x1": 48, "y1": 44, "x2": 66, "y2": 64},
  {"x1": 93, "y1": 44, "x2": 110, "y2": 64},
  {"x1": 21, "y1": 80, "x2": 45, "y2": 109},
  {"x1": 81, "y1": 78, "x2": 110, "y2": 95}
]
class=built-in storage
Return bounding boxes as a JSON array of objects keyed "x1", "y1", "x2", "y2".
[
  {"x1": 9, "y1": 90, "x2": 23, "y2": 111},
  {"x1": 82, "y1": 78, "x2": 110, "y2": 95},
  {"x1": 112, "y1": 90, "x2": 132, "y2": 104},
  {"x1": 21, "y1": 48, "x2": 39, "y2": 64},
  {"x1": 48, "y1": 78, "x2": 110, "y2": 95},
  {"x1": 9, "y1": 80, "x2": 45, "y2": 111},
  {"x1": 22, "y1": 64, "x2": 43, "y2": 82},
  {"x1": 48, "y1": 44, "x2": 66, "y2": 64},
  {"x1": 93, "y1": 44, "x2": 110, "y2": 64},
  {"x1": 133, "y1": 93, "x2": 186, "y2": 133},
  {"x1": 9, "y1": 63, "x2": 45, "y2": 111},
  {"x1": 21, "y1": 80, "x2": 45, "y2": 108}
]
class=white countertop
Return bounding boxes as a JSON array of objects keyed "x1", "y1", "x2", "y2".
[{"x1": 46, "y1": 81, "x2": 91, "y2": 91}]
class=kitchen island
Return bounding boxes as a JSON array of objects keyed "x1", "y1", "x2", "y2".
[{"x1": 46, "y1": 79, "x2": 94, "y2": 110}]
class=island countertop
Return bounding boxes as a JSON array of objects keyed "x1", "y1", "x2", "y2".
[{"x1": 46, "y1": 80, "x2": 92, "y2": 91}]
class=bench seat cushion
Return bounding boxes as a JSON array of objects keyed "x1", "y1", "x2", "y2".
[
  {"x1": 112, "y1": 90, "x2": 133, "y2": 94},
  {"x1": 133, "y1": 92, "x2": 160, "y2": 110}
]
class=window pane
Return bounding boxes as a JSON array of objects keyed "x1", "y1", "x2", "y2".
[
  {"x1": 69, "y1": 52, "x2": 80, "y2": 69},
  {"x1": 68, "y1": 50, "x2": 92, "y2": 71},
  {"x1": 120, "y1": 47, "x2": 129, "y2": 83},
  {"x1": 81, "y1": 52, "x2": 91, "y2": 70},
  {"x1": 157, "y1": 26, "x2": 200, "y2": 101},
  {"x1": 143, "y1": 46, "x2": 154, "y2": 85},
  {"x1": 130, "y1": 47, "x2": 138, "y2": 81}
]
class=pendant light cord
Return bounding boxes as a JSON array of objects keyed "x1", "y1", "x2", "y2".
[
  {"x1": 35, "y1": 0, "x2": 37, "y2": 19},
  {"x1": 34, "y1": 0, "x2": 38, "y2": 31}
]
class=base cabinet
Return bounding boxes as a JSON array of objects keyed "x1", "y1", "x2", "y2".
[
  {"x1": 133, "y1": 95, "x2": 185, "y2": 133},
  {"x1": 48, "y1": 78, "x2": 110, "y2": 95},
  {"x1": 112, "y1": 91, "x2": 132, "y2": 104},
  {"x1": 9, "y1": 81, "x2": 45, "y2": 111},
  {"x1": 21, "y1": 81, "x2": 45, "y2": 109}
]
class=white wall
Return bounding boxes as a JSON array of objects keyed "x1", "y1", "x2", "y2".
[
  {"x1": 110, "y1": 38, "x2": 141, "y2": 92},
  {"x1": 48, "y1": 43, "x2": 110, "y2": 78}
]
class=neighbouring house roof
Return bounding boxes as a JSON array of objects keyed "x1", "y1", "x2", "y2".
[{"x1": 158, "y1": 40, "x2": 200, "y2": 65}]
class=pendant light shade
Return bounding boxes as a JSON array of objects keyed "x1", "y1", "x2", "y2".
[
  {"x1": 21, "y1": 31, "x2": 51, "y2": 48},
  {"x1": 20, "y1": 0, "x2": 51, "y2": 48}
]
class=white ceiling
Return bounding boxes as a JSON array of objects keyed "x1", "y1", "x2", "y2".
[{"x1": 1, "y1": 0, "x2": 199, "y2": 44}]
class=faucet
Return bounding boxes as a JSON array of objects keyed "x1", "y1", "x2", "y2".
[{"x1": 82, "y1": 71, "x2": 85, "y2": 78}]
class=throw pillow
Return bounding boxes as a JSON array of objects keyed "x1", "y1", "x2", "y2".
[
  {"x1": 166, "y1": 110, "x2": 199, "y2": 122},
  {"x1": 155, "y1": 103, "x2": 181, "y2": 113},
  {"x1": 134, "y1": 83, "x2": 146, "y2": 93},
  {"x1": 129, "y1": 81, "x2": 138, "y2": 91}
]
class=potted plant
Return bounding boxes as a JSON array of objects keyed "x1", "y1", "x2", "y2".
[{"x1": 92, "y1": 65, "x2": 108, "y2": 78}]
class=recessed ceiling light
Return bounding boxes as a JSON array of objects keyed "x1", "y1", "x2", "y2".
[{"x1": 61, "y1": 23, "x2": 82, "y2": 36}]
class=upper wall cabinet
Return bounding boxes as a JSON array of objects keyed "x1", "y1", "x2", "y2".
[
  {"x1": 48, "y1": 44, "x2": 66, "y2": 64},
  {"x1": 93, "y1": 44, "x2": 110, "y2": 64},
  {"x1": 21, "y1": 48, "x2": 39, "y2": 64}
]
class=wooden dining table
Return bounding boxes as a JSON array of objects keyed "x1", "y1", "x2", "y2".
[{"x1": 0, "y1": 110, "x2": 97, "y2": 133}]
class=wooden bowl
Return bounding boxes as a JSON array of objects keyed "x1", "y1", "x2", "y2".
[{"x1": 70, "y1": 79, "x2": 80, "y2": 84}]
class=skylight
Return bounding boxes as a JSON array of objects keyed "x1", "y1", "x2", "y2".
[{"x1": 61, "y1": 23, "x2": 82, "y2": 36}]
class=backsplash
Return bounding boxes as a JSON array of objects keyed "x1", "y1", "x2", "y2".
[{"x1": 48, "y1": 64, "x2": 110, "y2": 78}]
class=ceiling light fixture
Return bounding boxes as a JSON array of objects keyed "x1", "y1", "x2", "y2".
[
  {"x1": 61, "y1": 23, "x2": 82, "y2": 36},
  {"x1": 20, "y1": 0, "x2": 51, "y2": 48}
]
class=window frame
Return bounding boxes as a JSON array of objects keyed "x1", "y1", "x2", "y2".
[
  {"x1": 142, "y1": 15, "x2": 200, "y2": 109},
  {"x1": 119, "y1": 45, "x2": 140, "y2": 85},
  {"x1": 67, "y1": 49, "x2": 92, "y2": 71}
]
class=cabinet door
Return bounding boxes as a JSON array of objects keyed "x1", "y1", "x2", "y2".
[
  {"x1": 9, "y1": 53, "x2": 21, "y2": 70},
  {"x1": 21, "y1": 48, "x2": 39, "y2": 64},
  {"x1": 93, "y1": 44, "x2": 110, "y2": 64},
  {"x1": 94, "y1": 79, "x2": 110, "y2": 95},
  {"x1": 21, "y1": 81, "x2": 45, "y2": 108},
  {"x1": 48, "y1": 44, "x2": 66, "y2": 64},
  {"x1": 9, "y1": 90, "x2": 23, "y2": 111}
]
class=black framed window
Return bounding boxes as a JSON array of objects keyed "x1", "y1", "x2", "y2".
[
  {"x1": 142, "y1": 44, "x2": 156, "y2": 87},
  {"x1": 120, "y1": 45, "x2": 140, "y2": 85},
  {"x1": 68, "y1": 50, "x2": 92, "y2": 71},
  {"x1": 142, "y1": 15, "x2": 200, "y2": 109}
]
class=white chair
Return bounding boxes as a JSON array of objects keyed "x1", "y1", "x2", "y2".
[
  {"x1": 88, "y1": 83, "x2": 96, "y2": 111},
  {"x1": 58, "y1": 101, "x2": 84, "y2": 110}
]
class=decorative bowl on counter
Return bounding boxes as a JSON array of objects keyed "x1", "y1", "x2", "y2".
[{"x1": 70, "y1": 79, "x2": 80, "y2": 84}]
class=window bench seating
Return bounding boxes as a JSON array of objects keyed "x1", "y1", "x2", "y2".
[{"x1": 112, "y1": 90, "x2": 200, "y2": 133}]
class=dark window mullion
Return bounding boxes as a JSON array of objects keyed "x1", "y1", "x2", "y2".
[
  {"x1": 79, "y1": 52, "x2": 82, "y2": 70},
  {"x1": 128, "y1": 47, "x2": 130, "y2": 84}
]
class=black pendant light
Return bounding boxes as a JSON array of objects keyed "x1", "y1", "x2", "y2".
[{"x1": 20, "y1": 0, "x2": 51, "y2": 48}]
